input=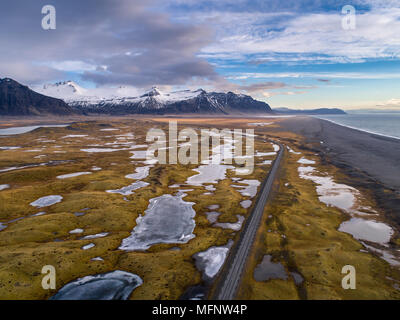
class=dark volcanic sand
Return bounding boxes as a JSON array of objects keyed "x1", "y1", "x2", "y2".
[
  {"x1": 279, "y1": 116, "x2": 400, "y2": 191},
  {"x1": 278, "y1": 116, "x2": 400, "y2": 228}
]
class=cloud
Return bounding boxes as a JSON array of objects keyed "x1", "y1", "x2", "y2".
[
  {"x1": 237, "y1": 81, "x2": 286, "y2": 92},
  {"x1": 376, "y1": 98, "x2": 400, "y2": 109},
  {"x1": 0, "y1": 0, "x2": 223, "y2": 87},
  {"x1": 227, "y1": 72, "x2": 400, "y2": 80},
  {"x1": 189, "y1": 5, "x2": 400, "y2": 64}
]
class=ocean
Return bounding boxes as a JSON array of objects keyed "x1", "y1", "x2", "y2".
[{"x1": 315, "y1": 113, "x2": 400, "y2": 140}]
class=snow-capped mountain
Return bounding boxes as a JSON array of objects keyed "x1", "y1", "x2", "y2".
[
  {"x1": 33, "y1": 81, "x2": 273, "y2": 115},
  {"x1": 0, "y1": 78, "x2": 73, "y2": 116}
]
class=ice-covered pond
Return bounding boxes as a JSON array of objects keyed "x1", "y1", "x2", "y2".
[
  {"x1": 106, "y1": 181, "x2": 149, "y2": 196},
  {"x1": 0, "y1": 184, "x2": 10, "y2": 191},
  {"x1": 30, "y1": 195, "x2": 63, "y2": 208},
  {"x1": 119, "y1": 193, "x2": 196, "y2": 251},
  {"x1": 57, "y1": 172, "x2": 92, "y2": 179},
  {"x1": 186, "y1": 164, "x2": 234, "y2": 186},
  {"x1": 193, "y1": 240, "x2": 233, "y2": 282},
  {"x1": 297, "y1": 158, "x2": 397, "y2": 263},
  {"x1": 338, "y1": 218, "x2": 393, "y2": 246},
  {"x1": 0, "y1": 124, "x2": 69, "y2": 136},
  {"x1": 50, "y1": 270, "x2": 143, "y2": 300},
  {"x1": 125, "y1": 165, "x2": 151, "y2": 180}
]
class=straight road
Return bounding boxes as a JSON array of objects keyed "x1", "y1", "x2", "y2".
[{"x1": 212, "y1": 142, "x2": 284, "y2": 300}]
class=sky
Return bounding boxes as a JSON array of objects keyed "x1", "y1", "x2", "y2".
[{"x1": 1, "y1": 0, "x2": 400, "y2": 109}]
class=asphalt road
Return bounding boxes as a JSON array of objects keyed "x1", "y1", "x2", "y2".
[{"x1": 212, "y1": 142, "x2": 284, "y2": 300}]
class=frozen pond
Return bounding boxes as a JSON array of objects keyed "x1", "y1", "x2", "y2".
[
  {"x1": 0, "y1": 124, "x2": 68, "y2": 136},
  {"x1": 297, "y1": 157, "x2": 316, "y2": 165},
  {"x1": 82, "y1": 243, "x2": 95, "y2": 250},
  {"x1": 125, "y1": 166, "x2": 151, "y2": 180},
  {"x1": 287, "y1": 146, "x2": 301, "y2": 154},
  {"x1": 272, "y1": 144, "x2": 280, "y2": 152},
  {"x1": 107, "y1": 181, "x2": 149, "y2": 196},
  {"x1": 50, "y1": 270, "x2": 143, "y2": 300},
  {"x1": 0, "y1": 146, "x2": 20, "y2": 150},
  {"x1": 193, "y1": 240, "x2": 233, "y2": 282},
  {"x1": 214, "y1": 215, "x2": 244, "y2": 231},
  {"x1": 233, "y1": 180, "x2": 261, "y2": 198},
  {"x1": 81, "y1": 233, "x2": 109, "y2": 240},
  {"x1": 30, "y1": 195, "x2": 63, "y2": 208},
  {"x1": 69, "y1": 229, "x2": 84, "y2": 234},
  {"x1": 100, "y1": 128, "x2": 119, "y2": 131},
  {"x1": 339, "y1": 218, "x2": 394, "y2": 245},
  {"x1": 0, "y1": 184, "x2": 10, "y2": 191},
  {"x1": 63, "y1": 135, "x2": 88, "y2": 138},
  {"x1": 130, "y1": 150, "x2": 148, "y2": 159},
  {"x1": 205, "y1": 211, "x2": 221, "y2": 224},
  {"x1": 255, "y1": 151, "x2": 276, "y2": 157},
  {"x1": 240, "y1": 200, "x2": 252, "y2": 209},
  {"x1": 298, "y1": 166, "x2": 357, "y2": 212},
  {"x1": 81, "y1": 148, "x2": 130, "y2": 153},
  {"x1": 298, "y1": 162, "x2": 396, "y2": 252},
  {"x1": 186, "y1": 164, "x2": 234, "y2": 186},
  {"x1": 57, "y1": 172, "x2": 92, "y2": 179},
  {"x1": 119, "y1": 194, "x2": 196, "y2": 251},
  {"x1": 258, "y1": 160, "x2": 272, "y2": 165},
  {"x1": 254, "y1": 255, "x2": 288, "y2": 282}
]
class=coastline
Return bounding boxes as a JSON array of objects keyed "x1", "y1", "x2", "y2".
[
  {"x1": 312, "y1": 115, "x2": 400, "y2": 141},
  {"x1": 277, "y1": 116, "x2": 400, "y2": 229}
]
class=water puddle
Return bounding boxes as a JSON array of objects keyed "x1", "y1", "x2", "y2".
[
  {"x1": 297, "y1": 157, "x2": 316, "y2": 165},
  {"x1": 205, "y1": 211, "x2": 221, "y2": 224},
  {"x1": 106, "y1": 181, "x2": 149, "y2": 196},
  {"x1": 125, "y1": 166, "x2": 152, "y2": 180},
  {"x1": 69, "y1": 229, "x2": 84, "y2": 234},
  {"x1": 0, "y1": 125, "x2": 69, "y2": 136},
  {"x1": 50, "y1": 270, "x2": 142, "y2": 300},
  {"x1": 214, "y1": 215, "x2": 244, "y2": 231},
  {"x1": 232, "y1": 180, "x2": 261, "y2": 198},
  {"x1": 81, "y1": 233, "x2": 109, "y2": 240},
  {"x1": 119, "y1": 194, "x2": 196, "y2": 251},
  {"x1": 186, "y1": 164, "x2": 234, "y2": 186},
  {"x1": 240, "y1": 200, "x2": 252, "y2": 209},
  {"x1": 254, "y1": 255, "x2": 288, "y2": 282},
  {"x1": 57, "y1": 172, "x2": 92, "y2": 179},
  {"x1": 0, "y1": 184, "x2": 10, "y2": 191},
  {"x1": 82, "y1": 243, "x2": 95, "y2": 250},
  {"x1": 298, "y1": 161, "x2": 398, "y2": 264},
  {"x1": 30, "y1": 195, "x2": 63, "y2": 208},
  {"x1": 339, "y1": 218, "x2": 393, "y2": 246},
  {"x1": 0, "y1": 146, "x2": 20, "y2": 150},
  {"x1": 193, "y1": 240, "x2": 233, "y2": 282}
]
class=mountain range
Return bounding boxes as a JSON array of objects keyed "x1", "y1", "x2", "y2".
[
  {"x1": 273, "y1": 107, "x2": 347, "y2": 115},
  {"x1": 0, "y1": 78, "x2": 347, "y2": 116},
  {"x1": 32, "y1": 80, "x2": 273, "y2": 115}
]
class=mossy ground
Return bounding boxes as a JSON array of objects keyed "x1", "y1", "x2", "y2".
[
  {"x1": 0, "y1": 117, "x2": 276, "y2": 299},
  {"x1": 237, "y1": 124, "x2": 400, "y2": 300},
  {"x1": 1, "y1": 116, "x2": 398, "y2": 300}
]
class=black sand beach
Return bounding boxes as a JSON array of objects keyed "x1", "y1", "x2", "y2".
[
  {"x1": 278, "y1": 116, "x2": 400, "y2": 228},
  {"x1": 279, "y1": 116, "x2": 400, "y2": 191}
]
